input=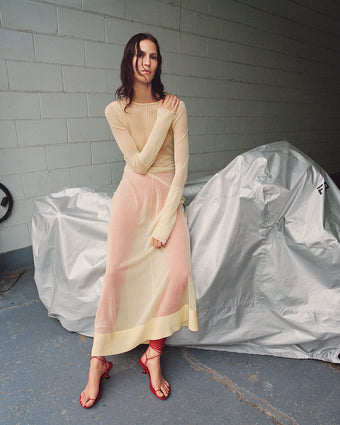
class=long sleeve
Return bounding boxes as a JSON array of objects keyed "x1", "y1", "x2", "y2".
[
  {"x1": 105, "y1": 101, "x2": 175, "y2": 174},
  {"x1": 151, "y1": 101, "x2": 189, "y2": 243}
]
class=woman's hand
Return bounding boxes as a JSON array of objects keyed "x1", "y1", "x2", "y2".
[
  {"x1": 152, "y1": 237, "x2": 166, "y2": 249},
  {"x1": 158, "y1": 94, "x2": 180, "y2": 112}
]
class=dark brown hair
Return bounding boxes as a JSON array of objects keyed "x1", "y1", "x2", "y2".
[{"x1": 115, "y1": 33, "x2": 166, "y2": 111}]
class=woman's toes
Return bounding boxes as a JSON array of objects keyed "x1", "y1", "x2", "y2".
[
  {"x1": 156, "y1": 388, "x2": 164, "y2": 398},
  {"x1": 81, "y1": 394, "x2": 94, "y2": 408},
  {"x1": 160, "y1": 381, "x2": 170, "y2": 396},
  {"x1": 80, "y1": 387, "x2": 95, "y2": 408},
  {"x1": 85, "y1": 399, "x2": 94, "y2": 408},
  {"x1": 80, "y1": 393, "x2": 86, "y2": 406}
]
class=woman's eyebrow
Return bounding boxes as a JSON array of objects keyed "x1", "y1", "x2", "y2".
[{"x1": 138, "y1": 49, "x2": 158, "y2": 56}]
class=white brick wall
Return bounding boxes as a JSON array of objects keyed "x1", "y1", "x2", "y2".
[
  {"x1": 70, "y1": 163, "x2": 111, "y2": 187},
  {"x1": 8, "y1": 61, "x2": 63, "y2": 91},
  {"x1": 0, "y1": 0, "x2": 57, "y2": 33},
  {"x1": 34, "y1": 34, "x2": 85, "y2": 65},
  {"x1": 83, "y1": 0, "x2": 125, "y2": 18},
  {"x1": 0, "y1": 0, "x2": 339, "y2": 253},
  {"x1": 0, "y1": 28, "x2": 35, "y2": 61},
  {"x1": 16, "y1": 119, "x2": 67, "y2": 146},
  {"x1": 40, "y1": 93, "x2": 87, "y2": 118},
  {"x1": 0, "y1": 92, "x2": 40, "y2": 119},
  {"x1": 58, "y1": 7, "x2": 105, "y2": 41},
  {"x1": 0, "y1": 60, "x2": 9, "y2": 89}
]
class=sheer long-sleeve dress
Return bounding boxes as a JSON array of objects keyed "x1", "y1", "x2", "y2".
[{"x1": 91, "y1": 98, "x2": 198, "y2": 356}]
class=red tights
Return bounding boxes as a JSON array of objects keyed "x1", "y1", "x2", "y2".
[{"x1": 149, "y1": 338, "x2": 166, "y2": 354}]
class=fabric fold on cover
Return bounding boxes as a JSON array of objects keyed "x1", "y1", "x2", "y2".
[{"x1": 168, "y1": 142, "x2": 340, "y2": 364}]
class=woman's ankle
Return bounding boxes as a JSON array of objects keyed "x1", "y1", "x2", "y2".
[
  {"x1": 149, "y1": 338, "x2": 166, "y2": 354},
  {"x1": 91, "y1": 355, "x2": 105, "y2": 361}
]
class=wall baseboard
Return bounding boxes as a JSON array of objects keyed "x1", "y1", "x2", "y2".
[{"x1": 0, "y1": 246, "x2": 33, "y2": 273}]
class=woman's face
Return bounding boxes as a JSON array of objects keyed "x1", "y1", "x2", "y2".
[{"x1": 132, "y1": 39, "x2": 158, "y2": 84}]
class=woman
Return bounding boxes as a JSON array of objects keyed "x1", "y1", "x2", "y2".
[{"x1": 80, "y1": 33, "x2": 198, "y2": 408}]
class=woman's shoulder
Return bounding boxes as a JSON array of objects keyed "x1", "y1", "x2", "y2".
[
  {"x1": 105, "y1": 98, "x2": 126, "y2": 116},
  {"x1": 178, "y1": 99, "x2": 186, "y2": 111},
  {"x1": 175, "y1": 98, "x2": 187, "y2": 116},
  {"x1": 164, "y1": 94, "x2": 185, "y2": 105},
  {"x1": 162, "y1": 94, "x2": 186, "y2": 117},
  {"x1": 170, "y1": 95, "x2": 186, "y2": 112}
]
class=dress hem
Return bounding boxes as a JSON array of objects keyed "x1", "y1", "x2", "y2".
[{"x1": 92, "y1": 305, "x2": 198, "y2": 356}]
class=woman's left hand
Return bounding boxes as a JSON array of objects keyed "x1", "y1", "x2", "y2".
[{"x1": 152, "y1": 237, "x2": 166, "y2": 249}]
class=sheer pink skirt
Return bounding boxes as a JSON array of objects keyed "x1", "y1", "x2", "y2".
[{"x1": 92, "y1": 167, "x2": 198, "y2": 356}]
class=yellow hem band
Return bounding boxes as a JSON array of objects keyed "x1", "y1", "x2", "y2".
[{"x1": 92, "y1": 305, "x2": 198, "y2": 356}]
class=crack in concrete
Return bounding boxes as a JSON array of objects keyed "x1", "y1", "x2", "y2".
[
  {"x1": 181, "y1": 348, "x2": 300, "y2": 425},
  {"x1": 0, "y1": 298, "x2": 39, "y2": 312}
]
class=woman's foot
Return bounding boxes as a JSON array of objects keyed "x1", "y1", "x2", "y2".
[
  {"x1": 79, "y1": 356, "x2": 110, "y2": 409},
  {"x1": 140, "y1": 346, "x2": 170, "y2": 399}
]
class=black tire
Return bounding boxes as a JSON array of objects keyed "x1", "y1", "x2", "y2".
[{"x1": 0, "y1": 183, "x2": 14, "y2": 223}]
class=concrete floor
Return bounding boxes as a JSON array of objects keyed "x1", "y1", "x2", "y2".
[{"x1": 1, "y1": 267, "x2": 339, "y2": 425}]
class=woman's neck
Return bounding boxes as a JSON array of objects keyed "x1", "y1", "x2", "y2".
[{"x1": 132, "y1": 82, "x2": 156, "y2": 103}]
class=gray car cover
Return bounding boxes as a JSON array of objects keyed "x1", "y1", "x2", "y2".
[{"x1": 32, "y1": 142, "x2": 340, "y2": 363}]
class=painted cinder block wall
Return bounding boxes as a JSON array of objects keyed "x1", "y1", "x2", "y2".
[{"x1": 0, "y1": 0, "x2": 339, "y2": 254}]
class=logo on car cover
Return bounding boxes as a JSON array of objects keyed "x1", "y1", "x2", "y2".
[{"x1": 317, "y1": 182, "x2": 329, "y2": 195}]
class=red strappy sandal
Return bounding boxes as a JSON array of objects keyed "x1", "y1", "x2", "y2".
[
  {"x1": 79, "y1": 356, "x2": 113, "y2": 409},
  {"x1": 138, "y1": 338, "x2": 170, "y2": 400}
]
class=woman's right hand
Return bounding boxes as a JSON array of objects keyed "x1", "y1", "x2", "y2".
[{"x1": 158, "y1": 94, "x2": 180, "y2": 112}]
